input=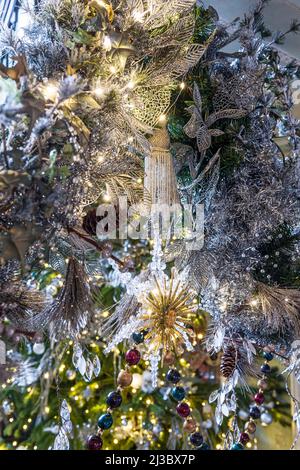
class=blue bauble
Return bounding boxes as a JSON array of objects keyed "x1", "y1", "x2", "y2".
[
  {"x1": 261, "y1": 363, "x2": 271, "y2": 374},
  {"x1": 171, "y1": 386, "x2": 185, "y2": 401},
  {"x1": 198, "y1": 442, "x2": 210, "y2": 450},
  {"x1": 106, "y1": 391, "x2": 122, "y2": 409},
  {"x1": 190, "y1": 432, "x2": 204, "y2": 447},
  {"x1": 98, "y1": 413, "x2": 113, "y2": 430},
  {"x1": 132, "y1": 332, "x2": 144, "y2": 344},
  {"x1": 263, "y1": 352, "x2": 274, "y2": 362},
  {"x1": 231, "y1": 443, "x2": 244, "y2": 450},
  {"x1": 166, "y1": 369, "x2": 181, "y2": 384},
  {"x1": 249, "y1": 405, "x2": 261, "y2": 419}
]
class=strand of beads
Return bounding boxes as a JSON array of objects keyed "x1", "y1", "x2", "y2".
[
  {"x1": 166, "y1": 367, "x2": 210, "y2": 450},
  {"x1": 231, "y1": 350, "x2": 273, "y2": 450},
  {"x1": 86, "y1": 333, "x2": 143, "y2": 450}
]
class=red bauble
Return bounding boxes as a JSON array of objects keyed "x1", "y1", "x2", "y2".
[
  {"x1": 254, "y1": 392, "x2": 265, "y2": 405},
  {"x1": 125, "y1": 348, "x2": 141, "y2": 366},
  {"x1": 176, "y1": 402, "x2": 191, "y2": 418}
]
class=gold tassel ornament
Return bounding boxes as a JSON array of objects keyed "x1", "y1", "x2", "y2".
[{"x1": 144, "y1": 124, "x2": 180, "y2": 206}]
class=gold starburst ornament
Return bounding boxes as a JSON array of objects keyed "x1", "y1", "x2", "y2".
[{"x1": 139, "y1": 269, "x2": 197, "y2": 358}]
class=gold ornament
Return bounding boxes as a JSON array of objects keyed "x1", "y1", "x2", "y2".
[
  {"x1": 183, "y1": 417, "x2": 197, "y2": 433},
  {"x1": 163, "y1": 351, "x2": 176, "y2": 366},
  {"x1": 133, "y1": 86, "x2": 173, "y2": 129},
  {"x1": 117, "y1": 369, "x2": 133, "y2": 388},
  {"x1": 140, "y1": 270, "x2": 196, "y2": 357},
  {"x1": 144, "y1": 124, "x2": 180, "y2": 206},
  {"x1": 245, "y1": 421, "x2": 256, "y2": 434}
]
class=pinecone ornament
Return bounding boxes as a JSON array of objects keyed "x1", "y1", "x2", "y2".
[{"x1": 220, "y1": 344, "x2": 239, "y2": 379}]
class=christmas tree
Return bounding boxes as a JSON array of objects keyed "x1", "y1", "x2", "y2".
[{"x1": 0, "y1": 0, "x2": 300, "y2": 451}]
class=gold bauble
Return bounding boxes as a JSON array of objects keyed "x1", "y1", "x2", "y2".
[
  {"x1": 183, "y1": 418, "x2": 197, "y2": 433},
  {"x1": 245, "y1": 421, "x2": 256, "y2": 434},
  {"x1": 117, "y1": 369, "x2": 133, "y2": 388},
  {"x1": 163, "y1": 351, "x2": 176, "y2": 366},
  {"x1": 257, "y1": 378, "x2": 268, "y2": 390}
]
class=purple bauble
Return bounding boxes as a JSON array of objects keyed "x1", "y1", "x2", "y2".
[
  {"x1": 239, "y1": 432, "x2": 250, "y2": 445},
  {"x1": 86, "y1": 434, "x2": 103, "y2": 450}
]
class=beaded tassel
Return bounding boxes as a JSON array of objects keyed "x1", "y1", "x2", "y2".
[
  {"x1": 231, "y1": 350, "x2": 274, "y2": 450},
  {"x1": 166, "y1": 367, "x2": 210, "y2": 449},
  {"x1": 144, "y1": 124, "x2": 180, "y2": 206}
]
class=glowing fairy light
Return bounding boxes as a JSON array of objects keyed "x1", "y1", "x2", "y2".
[
  {"x1": 180, "y1": 82, "x2": 186, "y2": 90},
  {"x1": 127, "y1": 80, "x2": 135, "y2": 90},
  {"x1": 132, "y1": 10, "x2": 145, "y2": 23},
  {"x1": 94, "y1": 86, "x2": 105, "y2": 98},
  {"x1": 127, "y1": 102, "x2": 136, "y2": 110},
  {"x1": 103, "y1": 193, "x2": 111, "y2": 202},
  {"x1": 95, "y1": 0, "x2": 106, "y2": 7},
  {"x1": 159, "y1": 114, "x2": 167, "y2": 123},
  {"x1": 43, "y1": 83, "x2": 58, "y2": 101},
  {"x1": 109, "y1": 65, "x2": 117, "y2": 74},
  {"x1": 103, "y1": 35, "x2": 112, "y2": 51}
]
